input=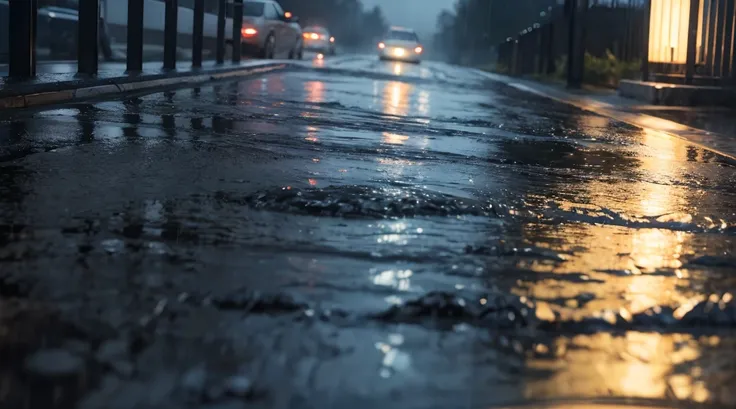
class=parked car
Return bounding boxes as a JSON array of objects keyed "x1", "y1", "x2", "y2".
[
  {"x1": 302, "y1": 26, "x2": 335, "y2": 55},
  {"x1": 378, "y1": 26, "x2": 423, "y2": 64},
  {"x1": 238, "y1": 0, "x2": 302, "y2": 59}
]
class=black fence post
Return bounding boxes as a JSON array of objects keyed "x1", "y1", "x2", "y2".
[
  {"x1": 511, "y1": 38, "x2": 519, "y2": 75},
  {"x1": 216, "y1": 0, "x2": 227, "y2": 64},
  {"x1": 127, "y1": 0, "x2": 144, "y2": 72},
  {"x1": 192, "y1": 0, "x2": 205, "y2": 67},
  {"x1": 641, "y1": 0, "x2": 651, "y2": 81},
  {"x1": 566, "y1": 0, "x2": 587, "y2": 88},
  {"x1": 565, "y1": 0, "x2": 578, "y2": 87},
  {"x1": 8, "y1": 0, "x2": 38, "y2": 78},
  {"x1": 546, "y1": 22, "x2": 556, "y2": 75},
  {"x1": 733, "y1": 12, "x2": 736, "y2": 84},
  {"x1": 536, "y1": 27, "x2": 544, "y2": 74},
  {"x1": 713, "y1": 0, "x2": 727, "y2": 77},
  {"x1": 78, "y1": 0, "x2": 100, "y2": 75},
  {"x1": 232, "y1": 0, "x2": 243, "y2": 63},
  {"x1": 685, "y1": 0, "x2": 701, "y2": 84},
  {"x1": 720, "y1": 0, "x2": 735, "y2": 82},
  {"x1": 164, "y1": 0, "x2": 179, "y2": 70}
]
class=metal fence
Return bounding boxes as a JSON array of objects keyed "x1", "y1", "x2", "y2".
[
  {"x1": 647, "y1": 0, "x2": 736, "y2": 85},
  {"x1": 1, "y1": 0, "x2": 245, "y2": 78},
  {"x1": 497, "y1": 0, "x2": 736, "y2": 87}
]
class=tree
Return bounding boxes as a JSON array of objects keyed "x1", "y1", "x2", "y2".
[
  {"x1": 434, "y1": 0, "x2": 558, "y2": 63},
  {"x1": 279, "y1": 0, "x2": 388, "y2": 48}
]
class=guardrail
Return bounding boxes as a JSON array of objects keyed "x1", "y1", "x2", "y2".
[{"x1": 3, "y1": 0, "x2": 242, "y2": 79}]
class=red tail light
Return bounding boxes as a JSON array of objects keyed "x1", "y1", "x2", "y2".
[{"x1": 241, "y1": 27, "x2": 257, "y2": 37}]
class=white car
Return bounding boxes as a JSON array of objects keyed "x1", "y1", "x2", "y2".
[
  {"x1": 378, "y1": 27, "x2": 423, "y2": 63},
  {"x1": 302, "y1": 26, "x2": 336, "y2": 55},
  {"x1": 237, "y1": 0, "x2": 303, "y2": 59}
]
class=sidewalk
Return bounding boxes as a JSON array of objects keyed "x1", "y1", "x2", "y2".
[
  {"x1": 478, "y1": 71, "x2": 736, "y2": 162},
  {"x1": 0, "y1": 59, "x2": 295, "y2": 110}
]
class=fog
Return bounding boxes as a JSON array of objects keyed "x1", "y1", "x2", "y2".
[{"x1": 361, "y1": 0, "x2": 453, "y2": 39}]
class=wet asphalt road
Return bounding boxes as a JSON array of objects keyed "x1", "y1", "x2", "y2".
[{"x1": 1, "y1": 54, "x2": 736, "y2": 409}]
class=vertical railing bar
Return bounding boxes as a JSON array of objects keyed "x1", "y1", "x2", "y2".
[
  {"x1": 78, "y1": 0, "x2": 100, "y2": 76},
  {"x1": 721, "y1": 0, "x2": 735, "y2": 81},
  {"x1": 192, "y1": 0, "x2": 204, "y2": 68},
  {"x1": 641, "y1": 0, "x2": 651, "y2": 81},
  {"x1": 127, "y1": 0, "x2": 144, "y2": 72},
  {"x1": 712, "y1": 0, "x2": 724, "y2": 77},
  {"x1": 8, "y1": 0, "x2": 38, "y2": 78},
  {"x1": 163, "y1": 0, "x2": 179, "y2": 70},
  {"x1": 546, "y1": 22, "x2": 556, "y2": 75},
  {"x1": 719, "y1": 0, "x2": 734, "y2": 81},
  {"x1": 707, "y1": 0, "x2": 720, "y2": 76},
  {"x1": 232, "y1": 0, "x2": 243, "y2": 63},
  {"x1": 702, "y1": 0, "x2": 713, "y2": 74},
  {"x1": 686, "y1": 0, "x2": 702, "y2": 83},
  {"x1": 730, "y1": 5, "x2": 736, "y2": 81},
  {"x1": 216, "y1": 0, "x2": 226, "y2": 64},
  {"x1": 566, "y1": 0, "x2": 579, "y2": 87}
]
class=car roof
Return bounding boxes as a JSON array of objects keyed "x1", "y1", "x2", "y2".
[
  {"x1": 304, "y1": 26, "x2": 329, "y2": 32},
  {"x1": 389, "y1": 26, "x2": 415, "y2": 33}
]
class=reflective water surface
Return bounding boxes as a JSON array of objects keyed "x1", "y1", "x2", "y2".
[{"x1": 0, "y1": 56, "x2": 735, "y2": 409}]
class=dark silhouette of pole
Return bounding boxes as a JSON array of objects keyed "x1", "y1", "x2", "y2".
[
  {"x1": 216, "y1": 0, "x2": 227, "y2": 64},
  {"x1": 8, "y1": 0, "x2": 38, "y2": 78},
  {"x1": 163, "y1": 0, "x2": 179, "y2": 70},
  {"x1": 641, "y1": 0, "x2": 651, "y2": 81},
  {"x1": 685, "y1": 0, "x2": 701, "y2": 84},
  {"x1": 720, "y1": 0, "x2": 735, "y2": 83},
  {"x1": 565, "y1": 0, "x2": 587, "y2": 88},
  {"x1": 78, "y1": 0, "x2": 99, "y2": 75},
  {"x1": 127, "y1": 0, "x2": 144, "y2": 72},
  {"x1": 192, "y1": 0, "x2": 205, "y2": 67},
  {"x1": 232, "y1": 0, "x2": 244, "y2": 63}
]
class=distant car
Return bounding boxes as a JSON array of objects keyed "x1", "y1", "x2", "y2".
[
  {"x1": 238, "y1": 0, "x2": 303, "y2": 59},
  {"x1": 378, "y1": 27, "x2": 423, "y2": 63},
  {"x1": 301, "y1": 26, "x2": 335, "y2": 55}
]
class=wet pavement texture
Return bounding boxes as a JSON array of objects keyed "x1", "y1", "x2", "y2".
[
  {"x1": 1, "y1": 55, "x2": 736, "y2": 409},
  {"x1": 637, "y1": 106, "x2": 736, "y2": 138}
]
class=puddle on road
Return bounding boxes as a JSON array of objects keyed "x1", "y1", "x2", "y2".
[{"x1": 237, "y1": 185, "x2": 493, "y2": 218}]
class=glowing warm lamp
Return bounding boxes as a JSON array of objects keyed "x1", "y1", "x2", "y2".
[{"x1": 648, "y1": 0, "x2": 692, "y2": 63}]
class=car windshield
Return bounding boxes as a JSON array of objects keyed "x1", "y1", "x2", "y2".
[
  {"x1": 304, "y1": 26, "x2": 328, "y2": 34},
  {"x1": 385, "y1": 30, "x2": 418, "y2": 42},
  {"x1": 243, "y1": 2, "x2": 265, "y2": 17}
]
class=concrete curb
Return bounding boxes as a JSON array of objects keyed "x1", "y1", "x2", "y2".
[
  {"x1": 476, "y1": 70, "x2": 736, "y2": 165},
  {"x1": 0, "y1": 62, "x2": 290, "y2": 110}
]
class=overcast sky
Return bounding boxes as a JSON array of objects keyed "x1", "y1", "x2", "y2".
[{"x1": 361, "y1": 0, "x2": 454, "y2": 38}]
